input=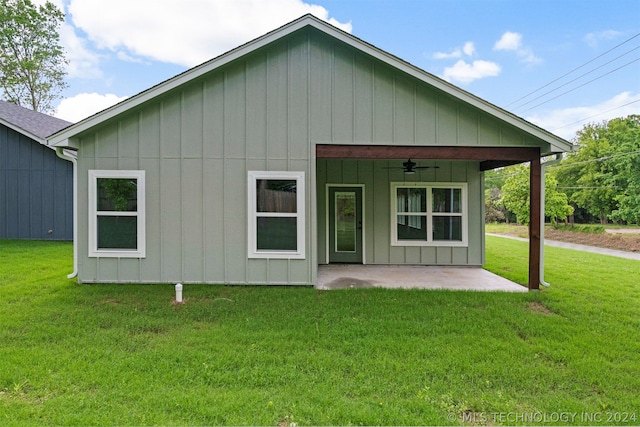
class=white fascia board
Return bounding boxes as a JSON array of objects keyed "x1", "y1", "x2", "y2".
[
  {"x1": 46, "y1": 14, "x2": 572, "y2": 154},
  {"x1": 48, "y1": 137, "x2": 79, "y2": 149},
  {"x1": 310, "y1": 20, "x2": 573, "y2": 154},
  {"x1": 47, "y1": 18, "x2": 314, "y2": 147}
]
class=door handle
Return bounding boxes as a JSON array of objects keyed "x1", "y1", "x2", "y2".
[{"x1": 357, "y1": 220, "x2": 362, "y2": 230}]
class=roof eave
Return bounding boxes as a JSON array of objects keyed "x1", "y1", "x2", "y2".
[
  {"x1": 310, "y1": 20, "x2": 573, "y2": 153},
  {"x1": 47, "y1": 14, "x2": 573, "y2": 153},
  {"x1": 0, "y1": 117, "x2": 54, "y2": 149},
  {"x1": 48, "y1": 16, "x2": 318, "y2": 146}
]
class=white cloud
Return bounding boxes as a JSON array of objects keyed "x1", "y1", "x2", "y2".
[
  {"x1": 585, "y1": 30, "x2": 622, "y2": 48},
  {"x1": 462, "y1": 42, "x2": 475, "y2": 56},
  {"x1": 526, "y1": 91, "x2": 640, "y2": 141},
  {"x1": 494, "y1": 31, "x2": 522, "y2": 51},
  {"x1": 442, "y1": 59, "x2": 501, "y2": 84},
  {"x1": 67, "y1": 0, "x2": 351, "y2": 67},
  {"x1": 55, "y1": 92, "x2": 128, "y2": 122},
  {"x1": 433, "y1": 49, "x2": 462, "y2": 60},
  {"x1": 60, "y1": 23, "x2": 104, "y2": 79},
  {"x1": 434, "y1": 41, "x2": 474, "y2": 60},
  {"x1": 494, "y1": 31, "x2": 540, "y2": 64}
]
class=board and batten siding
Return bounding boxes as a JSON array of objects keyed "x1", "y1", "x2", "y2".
[
  {"x1": 316, "y1": 159, "x2": 484, "y2": 266},
  {"x1": 308, "y1": 30, "x2": 546, "y2": 149},
  {"x1": 72, "y1": 27, "x2": 541, "y2": 284},
  {"x1": 0, "y1": 125, "x2": 73, "y2": 240},
  {"x1": 74, "y1": 32, "x2": 314, "y2": 284}
]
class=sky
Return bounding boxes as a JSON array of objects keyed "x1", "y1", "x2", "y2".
[{"x1": 40, "y1": 0, "x2": 640, "y2": 141}]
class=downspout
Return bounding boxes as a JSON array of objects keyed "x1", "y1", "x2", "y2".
[
  {"x1": 55, "y1": 147, "x2": 78, "y2": 279},
  {"x1": 539, "y1": 154, "x2": 562, "y2": 287}
]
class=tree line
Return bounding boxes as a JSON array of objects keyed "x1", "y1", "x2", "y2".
[{"x1": 486, "y1": 115, "x2": 640, "y2": 226}]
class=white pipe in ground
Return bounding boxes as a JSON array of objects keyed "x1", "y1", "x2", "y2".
[{"x1": 175, "y1": 283, "x2": 183, "y2": 303}]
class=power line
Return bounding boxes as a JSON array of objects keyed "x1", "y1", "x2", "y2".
[
  {"x1": 549, "y1": 149, "x2": 640, "y2": 169},
  {"x1": 551, "y1": 98, "x2": 640, "y2": 132},
  {"x1": 518, "y1": 57, "x2": 640, "y2": 114},
  {"x1": 507, "y1": 32, "x2": 640, "y2": 107},
  {"x1": 484, "y1": 150, "x2": 640, "y2": 177},
  {"x1": 512, "y1": 45, "x2": 640, "y2": 111}
]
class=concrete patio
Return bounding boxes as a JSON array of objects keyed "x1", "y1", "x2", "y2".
[{"x1": 317, "y1": 265, "x2": 527, "y2": 292}]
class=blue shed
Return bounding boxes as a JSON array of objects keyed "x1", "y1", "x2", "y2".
[{"x1": 0, "y1": 100, "x2": 74, "y2": 240}]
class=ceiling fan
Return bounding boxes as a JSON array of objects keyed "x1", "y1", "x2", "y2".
[{"x1": 384, "y1": 159, "x2": 439, "y2": 174}]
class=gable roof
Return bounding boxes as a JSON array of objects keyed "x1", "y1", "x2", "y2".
[
  {"x1": 0, "y1": 100, "x2": 72, "y2": 143},
  {"x1": 47, "y1": 14, "x2": 572, "y2": 155}
]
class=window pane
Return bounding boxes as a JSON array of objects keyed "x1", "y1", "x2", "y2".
[
  {"x1": 335, "y1": 192, "x2": 356, "y2": 252},
  {"x1": 97, "y1": 178, "x2": 138, "y2": 212},
  {"x1": 433, "y1": 216, "x2": 462, "y2": 241},
  {"x1": 432, "y1": 188, "x2": 461, "y2": 213},
  {"x1": 396, "y1": 187, "x2": 426, "y2": 213},
  {"x1": 257, "y1": 217, "x2": 297, "y2": 250},
  {"x1": 97, "y1": 216, "x2": 138, "y2": 249},
  {"x1": 256, "y1": 180, "x2": 297, "y2": 213},
  {"x1": 397, "y1": 215, "x2": 427, "y2": 240}
]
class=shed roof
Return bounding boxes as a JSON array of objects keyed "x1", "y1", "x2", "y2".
[
  {"x1": 0, "y1": 100, "x2": 72, "y2": 143},
  {"x1": 47, "y1": 14, "x2": 572, "y2": 155}
]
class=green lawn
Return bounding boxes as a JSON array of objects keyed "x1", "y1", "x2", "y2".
[{"x1": 1, "y1": 238, "x2": 639, "y2": 426}]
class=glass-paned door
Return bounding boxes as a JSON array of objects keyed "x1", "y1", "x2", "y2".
[{"x1": 328, "y1": 187, "x2": 363, "y2": 263}]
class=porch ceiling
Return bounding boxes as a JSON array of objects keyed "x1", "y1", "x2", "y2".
[{"x1": 316, "y1": 144, "x2": 540, "y2": 170}]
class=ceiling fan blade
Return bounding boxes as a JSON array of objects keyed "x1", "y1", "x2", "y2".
[{"x1": 381, "y1": 160, "x2": 439, "y2": 172}]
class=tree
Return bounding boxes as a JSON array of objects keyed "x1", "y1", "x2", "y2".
[
  {"x1": 484, "y1": 167, "x2": 516, "y2": 223},
  {"x1": 607, "y1": 116, "x2": 640, "y2": 224},
  {"x1": 0, "y1": 0, "x2": 67, "y2": 113},
  {"x1": 555, "y1": 121, "x2": 616, "y2": 223},
  {"x1": 500, "y1": 163, "x2": 573, "y2": 225},
  {"x1": 555, "y1": 115, "x2": 640, "y2": 224},
  {"x1": 485, "y1": 187, "x2": 506, "y2": 223}
]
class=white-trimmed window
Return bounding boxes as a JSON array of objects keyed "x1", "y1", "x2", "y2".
[
  {"x1": 88, "y1": 170, "x2": 145, "y2": 258},
  {"x1": 391, "y1": 182, "x2": 467, "y2": 246},
  {"x1": 248, "y1": 171, "x2": 305, "y2": 259}
]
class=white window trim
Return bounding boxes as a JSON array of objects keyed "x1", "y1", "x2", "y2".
[
  {"x1": 391, "y1": 182, "x2": 468, "y2": 247},
  {"x1": 88, "y1": 170, "x2": 146, "y2": 258},
  {"x1": 248, "y1": 171, "x2": 305, "y2": 259}
]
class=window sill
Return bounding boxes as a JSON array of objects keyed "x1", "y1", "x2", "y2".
[
  {"x1": 249, "y1": 250, "x2": 305, "y2": 259},
  {"x1": 391, "y1": 241, "x2": 468, "y2": 247},
  {"x1": 89, "y1": 250, "x2": 146, "y2": 258}
]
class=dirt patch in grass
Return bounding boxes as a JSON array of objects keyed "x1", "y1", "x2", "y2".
[
  {"x1": 529, "y1": 301, "x2": 554, "y2": 315},
  {"x1": 544, "y1": 228, "x2": 640, "y2": 252},
  {"x1": 487, "y1": 224, "x2": 640, "y2": 252}
]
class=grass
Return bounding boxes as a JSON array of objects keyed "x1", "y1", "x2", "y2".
[
  {"x1": 485, "y1": 222, "x2": 608, "y2": 235},
  {"x1": 550, "y1": 223, "x2": 605, "y2": 233},
  {"x1": 485, "y1": 222, "x2": 529, "y2": 237},
  {"x1": 1, "y1": 239, "x2": 639, "y2": 425}
]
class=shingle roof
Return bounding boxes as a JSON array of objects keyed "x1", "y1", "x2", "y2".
[{"x1": 0, "y1": 100, "x2": 72, "y2": 141}]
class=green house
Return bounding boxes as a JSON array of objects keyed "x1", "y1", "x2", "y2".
[{"x1": 48, "y1": 15, "x2": 572, "y2": 289}]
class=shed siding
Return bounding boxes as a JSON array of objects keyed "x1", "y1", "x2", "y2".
[
  {"x1": 0, "y1": 124, "x2": 73, "y2": 240},
  {"x1": 73, "y1": 27, "x2": 544, "y2": 284}
]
